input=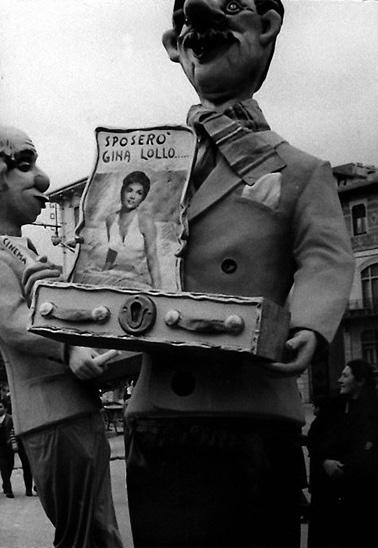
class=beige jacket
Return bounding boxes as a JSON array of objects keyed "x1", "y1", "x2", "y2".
[
  {"x1": 0, "y1": 237, "x2": 98, "y2": 435},
  {"x1": 127, "y1": 121, "x2": 354, "y2": 424}
]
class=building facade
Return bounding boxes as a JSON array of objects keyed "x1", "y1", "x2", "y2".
[{"x1": 334, "y1": 163, "x2": 378, "y2": 378}]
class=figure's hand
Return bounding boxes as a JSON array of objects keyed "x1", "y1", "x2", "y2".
[
  {"x1": 68, "y1": 346, "x2": 107, "y2": 380},
  {"x1": 323, "y1": 459, "x2": 344, "y2": 479},
  {"x1": 263, "y1": 329, "x2": 317, "y2": 376},
  {"x1": 23, "y1": 256, "x2": 63, "y2": 302},
  {"x1": 68, "y1": 347, "x2": 120, "y2": 380}
]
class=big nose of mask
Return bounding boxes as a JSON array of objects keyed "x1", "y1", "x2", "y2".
[{"x1": 34, "y1": 171, "x2": 50, "y2": 193}]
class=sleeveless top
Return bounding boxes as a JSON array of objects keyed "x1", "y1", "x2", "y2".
[{"x1": 108, "y1": 212, "x2": 151, "y2": 287}]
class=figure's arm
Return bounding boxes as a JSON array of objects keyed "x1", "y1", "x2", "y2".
[
  {"x1": 290, "y1": 161, "x2": 354, "y2": 339},
  {"x1": 140, "y1": 215, "x2": 161, "y2": 288},
  {"x1": 21, "y1": 257, "x2": 112, "y2": 379},
  {"x1": 0, "y1": 257, "x2": 65, "y2": 360},
  {"x1": 267, "y1": 162, "x2": 354, "y2": 375}
]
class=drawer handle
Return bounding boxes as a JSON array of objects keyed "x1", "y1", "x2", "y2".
[
  {"x1": 164, "y1": 309, "x2": 244, "y2": 335},
  {"x1": 39, "y1": 302, "x2": 111, "y2": 324}
]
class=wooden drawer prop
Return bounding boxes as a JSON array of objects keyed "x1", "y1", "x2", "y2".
[{"x1": 30, "y1": 281, "x2": 289, "y2": 361}]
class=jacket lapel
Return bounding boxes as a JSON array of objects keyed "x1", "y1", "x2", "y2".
[
  {"x1": 188, "y1": 153, "x2": 240, "y2": 221},
  {"x1": 187, "y1": 131, "x2": 287, "y2": 222}
]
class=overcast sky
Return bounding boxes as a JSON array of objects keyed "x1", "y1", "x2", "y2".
[{"x1": 1, "y1": 0, "x2": 378, "y2": 191}]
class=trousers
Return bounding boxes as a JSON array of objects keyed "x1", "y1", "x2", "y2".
[
  {"x1": 21, "y1": 413, "x2": 123, "y2": 548},
  {"x1": 126, "y1": 418, "x2": 306, "y2": 548},
  {"x1": 0, "y1": 448, "x2": 14, "y2": 494}
]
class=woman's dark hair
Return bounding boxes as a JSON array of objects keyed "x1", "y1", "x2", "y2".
[
  {"x1": 347, "y1": 359, "x2": 376, "y2": 388},
  {"x1": 120, "y1": 171, "x2": 150, "y2": 204}
]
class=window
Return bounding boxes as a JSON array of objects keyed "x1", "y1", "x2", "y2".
[
  {"x1": 361, "y1": 264, "x2": 378, "y2": 307},
  {"x1": 351, "y1": 203, "x2": 367, "y2": 235},
  {"x1": 361, "y1": 330, "x2": 378, "y2": 366}
]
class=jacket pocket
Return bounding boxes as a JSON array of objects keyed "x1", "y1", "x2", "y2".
[{"x1": 240, "y1": 172, "x2": 282, "y2": 211}]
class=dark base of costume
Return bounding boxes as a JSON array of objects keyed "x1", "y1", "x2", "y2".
[
  {"x1": 0, "y1": 449, "x2": 14, "y2": 495},
  {"x1": 21, "y1": 413, "x2": 123, "y2": 548},
  {"x1": 126, "y1": 418, "x2": 306, "y2": 548}
]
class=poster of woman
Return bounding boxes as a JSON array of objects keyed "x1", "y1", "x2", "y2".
[
  {"x1": 72, "y1": 126, "x2": 195, "y2": 292},
  {"x1": 103, "y1": 171, "x2": 161, "y2": 287}
]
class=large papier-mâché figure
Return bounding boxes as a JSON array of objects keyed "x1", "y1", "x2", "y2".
[
  {"x1": 0, "y1": 126, "x2": 124, "y2": 548},
  {"x1": 122, "y1": 1, "x2": 355, "y2": 546}
]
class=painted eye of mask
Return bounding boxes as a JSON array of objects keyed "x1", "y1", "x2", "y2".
[
  {"x1": 225, "y1": 1, "x2": 243, "y2": 14},
  {"x1": 2, "y1": 151, "x2": 35, "y2": 172},
  {"x1": 16, "y1": 161, "x2": 33, "y2": 173}
]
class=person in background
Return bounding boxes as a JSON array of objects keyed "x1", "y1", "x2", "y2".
[
  {"x1": 0, "y1": 400, "x2": 16, "y2": 498},
  {"x1": 307, "y1": 359, "x2": 378, "y2": 548},
  {"x1": 0, "y1": 125, "x2": 124, "y2": 548},
  {"x1": 0, "y1": 382, "x2": 12, "y2": 414},
  {"x1": 124, "y1": 379, "x2": 135, "y2": 402},
  {"x1": 1, "y1": 392, "x2": 35, "y2": 496}
]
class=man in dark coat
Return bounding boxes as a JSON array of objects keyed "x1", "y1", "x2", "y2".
[
  {"x1": 0, "y1": 400, "x2": 15, "y2": 498},
  {"x1": 308, "y1": 360, "x2": 378, "y2": 548}
]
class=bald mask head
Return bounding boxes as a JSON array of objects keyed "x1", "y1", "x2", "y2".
[
  {"x1": 0, "y1": 126, "x2": 49, "y2": 233},
  {"x1": 0, "y1": 126, "x2": 37, "y2": 163}
]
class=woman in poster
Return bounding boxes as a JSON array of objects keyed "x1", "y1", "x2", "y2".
[{"x1": 103, "y1": 171, "x2": 161, "y2": 288}]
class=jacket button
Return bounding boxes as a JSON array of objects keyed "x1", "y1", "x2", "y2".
[{"x1": 221, "y1": 258, "x2": 237, "y2": 274}]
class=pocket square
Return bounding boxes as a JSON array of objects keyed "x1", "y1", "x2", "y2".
[{"x1": 241, "y1": 172, "x2": 282, "y2": 210}]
